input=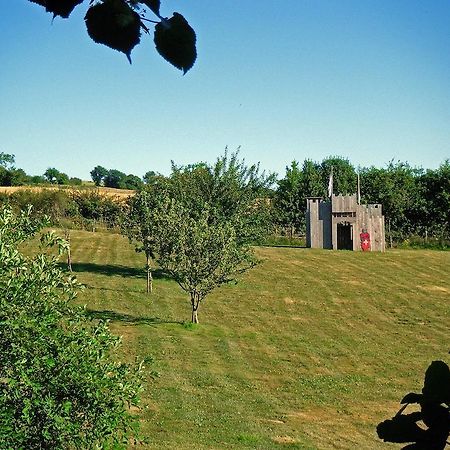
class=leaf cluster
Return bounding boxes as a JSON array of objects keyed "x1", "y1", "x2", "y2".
[
  {"x1": 29, "y1": 0, "x2": 197, "y2": 72},
  {"x1": 377, "y1": 360, "x2": 450, "y2": 449},
  {"x1": 155, "y1": 199, "x2": 257, "y2": 303},
  {"x1": 0, "y1": 205, "x2": 143, "y2": 449}
]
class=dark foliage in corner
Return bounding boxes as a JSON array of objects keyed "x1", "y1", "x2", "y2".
[{"x1": 28, "y1": 0, "x2": 197, "y2": 72}]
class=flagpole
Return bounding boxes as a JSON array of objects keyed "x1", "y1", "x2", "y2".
[
  {"x1": 328, "y1": 167, "x2": 333, "y2": 198},
  {"x1": 357, "y1": 172, "x2": 361, "y2": 204}
]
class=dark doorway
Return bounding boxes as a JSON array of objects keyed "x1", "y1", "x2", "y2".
[{"x1": 337, "y1": 223, "x2": 353, "y2": 250}]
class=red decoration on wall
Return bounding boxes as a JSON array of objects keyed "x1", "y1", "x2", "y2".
[{"x1": 360, "y1": 231, "x2": 371, "y2": 251}]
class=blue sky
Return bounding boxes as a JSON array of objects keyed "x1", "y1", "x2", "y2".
[{"x1": 1, "y1": 1, "x2": 449, "y2": 180}]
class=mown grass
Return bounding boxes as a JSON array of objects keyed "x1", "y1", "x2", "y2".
[{"x1": 64, "y1": 230, "x2": 449, "y2": 449}]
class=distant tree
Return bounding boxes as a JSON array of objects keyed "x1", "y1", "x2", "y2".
[
  {"x1": 44, "y1": 168, "x2": 69, "y2": 185},
  {"x1": 90, "y1": 165, "x2": 108, "y2": 186},
  {"x1": 69, "y1": 177, "x2": 83, "y2": 186},
  {"x1": 274, "y1": 158, "x2": 325, "y2": 236},
  {"x1": 10, "y1": 168, "x2": 29, "y2": 186},
  {"x1": 28, "y1": 175, "x2": 47, "y2": 185},
  {"x1": 301, "y1": 159, "x2": 324, "y2": 197},
  {"x1": 0, "y1": 153, "x2": 18, "y2": 186},
  {"x1": 28, "y1": 0, "x2": 197, "y2": 73},
  {"x1": 320, "y1": 156, "x2": 357, "y2": 196},
  {"x1": 0, "y1": 205, "x2": 143, "y2": 449},
  {"x1": 143, "y1": 170, "x2": 161, "y2": 185},
  {"x1": 419, "y1": 160, "x2": 450, "y2": 240},
  {"x1": 104, "y1": 169, "x2": 127, "y2": 189},
  {"x1": 360, "y1": 161, "x2": 422, "y2": 245},
  {"x1": 0, "y1": 168, "x2": 13, "y2": 187},
  {"x1": 0, "y1": 152, "x2": 15, "y2": 170},
  {"x1": 44, "y1": 167, "x2": 59, "y2": 184},
  {"x1": 275, "y1": 160, "x2": 305, "y2": 237},
  {"x1": 124, "y1": 174, "x2": 143, "y2": 190}
]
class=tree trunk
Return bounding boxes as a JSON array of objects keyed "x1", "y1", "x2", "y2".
[
  {"x1": 191, "y1": 294, "x2": 199, "y2": 323},
  {"x1": 64, "y1": 230, "x2": 72, "y2": 272},
  {"x1": 146, "y1": 253, "x2": 152, "y2": 294},
  {"x1": 67, "y1": 247, "x2": 72, "y2": 273}
]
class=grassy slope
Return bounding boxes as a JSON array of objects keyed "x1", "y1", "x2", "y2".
[{"x1": 66, "y1": 230, "x2": 449, "y2": 449}]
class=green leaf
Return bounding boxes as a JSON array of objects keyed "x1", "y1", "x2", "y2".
[
  {"x1": 29, "y1": 0, "x2": 84, "y2": 19},
  {"x1": 154, "y1": 13, "x2": 197, "y2": 74},
  {"x1": 85, "y1": 0, "x2": 141, "y2": 64}
]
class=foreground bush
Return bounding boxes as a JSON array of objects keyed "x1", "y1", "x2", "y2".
[{"x1": 0, "y1": 205, "x2": 143, "y2": 449}]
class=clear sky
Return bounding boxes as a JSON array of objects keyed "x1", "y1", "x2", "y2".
[{"x1": 1, "y1": 1, "x2": 449, "y2": 180}]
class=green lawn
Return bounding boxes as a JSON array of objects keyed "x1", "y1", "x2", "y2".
[{"x1": 65, "y1": 230, "x2": 449, "y2": 449}]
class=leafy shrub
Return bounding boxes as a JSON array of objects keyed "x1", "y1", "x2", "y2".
[
  {"x1": 0, "y1": 205, "x2": 143, "y2": 449},
  {"x1": 71, "y1": 190, "x2": 124, "y2": 228}
]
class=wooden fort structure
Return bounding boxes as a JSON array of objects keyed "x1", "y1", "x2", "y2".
[{"x1": 306, "y1": 194, "x2": 386, "y2": 251}]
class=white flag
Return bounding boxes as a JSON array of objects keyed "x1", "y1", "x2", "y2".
[{"x1": 328, "y1": 170, "x2": 333, "y2": 198}]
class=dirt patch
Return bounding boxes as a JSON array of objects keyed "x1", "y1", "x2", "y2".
[
  {"x1": 345, "y1": 279, "x2": 367, "y2": 286},
  {"x1": 272, "y1": 435, "x2": 298, "y2": 444},
  {"x1": 283, "y1": 297, "x2": 295, "y2": 304},
  {"x1": 262, "y1": 418, "x2": 285, "y2": 424},
  {"x1": 417, "y1": 285, "x2": 450, "y2": 294},
  {"x1": 291, "y1": 316, "x2": 308, "y2": 322},
  {"x1": 285, "y1": 400, "x2": 400, "y2": 425}
]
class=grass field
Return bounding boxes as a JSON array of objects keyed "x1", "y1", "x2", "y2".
[{"x1": 64, "y1": 230, "x2": 449, "y2": 449}]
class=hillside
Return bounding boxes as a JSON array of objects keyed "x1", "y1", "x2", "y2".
[
  {"x1": 0, "y1": 185, "x2": 134, "y2": 199},
  {"x1": 65, "y1": 230, "x2": 449, "y2": 449}
]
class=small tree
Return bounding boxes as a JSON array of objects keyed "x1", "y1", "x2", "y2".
[
  {"x1": 156, "y1": 200, "x2": 256, "y2": 323},
  {"x1": 0, "y1": 205, "x2": 143, "y2": 449},
  {"x1": 121, "y1": 184, "x2": 170, "y2": 293}
]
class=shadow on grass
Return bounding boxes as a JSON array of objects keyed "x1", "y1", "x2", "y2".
[
  {"x1": 86, "y1": 309, "x2": 182, "y2": 326},
  {"x1": 81, "y1": 284, "x2": 146, "y2": 294},
  {"x1": 68, "y1": 262, "x2": 170, "y2": 280},
  {"x1": 259, "y1": 244, "x2": 307, "y2": 249}
]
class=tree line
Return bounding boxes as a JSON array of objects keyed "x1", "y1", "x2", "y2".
[
  {"x1": 1, "y1": 151, "x2": 449, "y2": 245},
  {"x1": 274, "y1": 156, "x2": 450, "y2": 246}
]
